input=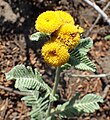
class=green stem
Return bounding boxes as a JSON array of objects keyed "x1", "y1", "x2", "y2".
[
  {"x1": 52, "y1": 67, "x2": 61, "y2": 96},
  {"x1": 46, "y1": 67, "x2": 61, "y2": 119}
]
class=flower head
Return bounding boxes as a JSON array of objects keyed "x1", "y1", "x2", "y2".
[
  {"x1": 56, "y1": 23, "x2": 79, "y2": 35},
  {"x1": 55, "y1": 11, "x2": 74, "y2": 25},
  {"x1": 56, "y1": 33, "x2": 80, "y2": 50},
  {"x1": 41, "y1": 40, "x2": 70, "y2": 67},
  {"x1": 35, "y1": 11, "x2": 62, "y2": 34},
  {"x1": 53, "y1": 23, "x2": 82, "y2": 50}
]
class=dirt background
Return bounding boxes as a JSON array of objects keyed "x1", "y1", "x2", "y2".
[{"x1": 0, "y1": 0, "x2": 110, "y2": 120}]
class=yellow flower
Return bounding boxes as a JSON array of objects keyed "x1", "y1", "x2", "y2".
[
  {"x1": 41, "y1": 40, "x2": 70, "y2": 67},
  {"x1": 56, "y1": 33, "x2": 80, "y2": 50},
  {"x1": 55, "y1": 11, "x2": 74, "y2": 25},
  {"x1": 35, "y1": 11, "x2": 62, "y2": 34},
  {"x1": 56, "y1": 23, "x2": 79, "y2": 35},
  {"x1": 54, "y1": 23, "x2": 82, "y2": 50}
]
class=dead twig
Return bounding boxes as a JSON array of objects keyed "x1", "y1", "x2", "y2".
[
  {"x1": 0, "y1": 85, "x2": 32, "y2": 96},
  {"x1": 67, "y1": 72, "x2": 110, "y2": 78},
  {"x1": 101, "y1": 84, "x2": 110, "y2": 99},
  {"x1": 0, "y1": 98, "x2": 8, "y2": 119},
  {"x1": 83, "y1": 0, "x2": 110, "y2": 25},
  {"x1": 86, "y1": 1, "x2": 110, "y2": 36}
]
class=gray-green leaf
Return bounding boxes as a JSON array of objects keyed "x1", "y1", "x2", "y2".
[
  {"x1": 104, "y1": 34, "x2": 110, "y2": 40},
  {"x1": 70, "y1": 37, "x2": 93, "y2": 56},
  {"x1": 30, "y1": 32, "x2": 50, "y2": 41},
  {"x1": 74, "y1": 94, "x2": 104, "y2": 113},
  {"x1": 5, "y1": 64, "x2": 52, "y2": 93},
  {"x1": 63, "y1": 37, "x2": 96, "y2": 72}
]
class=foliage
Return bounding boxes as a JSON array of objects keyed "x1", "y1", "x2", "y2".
[
  {"x1": 104, "y1": 34, "x2": 110, "y2": 40},
  {"x1": 52, "y1": 93, "x2": 80, "y2": 118},
  {"x1": 5, "y1": 64, "x2": 103, "y2": 120},
  {"x1": 73, "y1": 94, "x2": 103, "y2": 113},
  {"x1": 5, "y1": 27, "x2": 103, "y2": 120},
  {"x1": 51, "y1": 93, "x2": 103, "y2": 119},
  {"x1": 5, "y1": 64, "x2": 51, "y2": 93},
  {"x1": 5, "y1": 65, "x2": 55, "y2": 119},
  {"x1": 30, "y1": 32, "x2": 50, "y2": 41},
  {"x1": 62, "y1": 37, "x2": 96, "y2": 72},
  {"x1": 22, "y1": 91, "x2": 49, "y2": 120}
]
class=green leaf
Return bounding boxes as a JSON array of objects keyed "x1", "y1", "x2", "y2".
[
  {"x1": 104, "y1": 35, "x2": 110, "y2": 40},
  {"x1": 6, "y1": 64, "x2": 57, "y2": 101},
  {"x1": 22, "y1": 90, "x2": 49, "y2": 120},
  {"x1": 70, "y1": 55, "x2": 96, "y2": 72},
  {"x1": 5, "y1": 64, "x2": 55, "y2": 120},
  {"x1": 70, "y1": 37, "x2": 93, "y2": 56},
  {"x1": 61, "y1": 63, "x2": 71, "y2": 71},
  {"x1": 52, "y1": 93, "x2": 80, "y2": 118},
  {"x1": 30, "y1": 32, "x2": 50, "y2": 41},
  {"x1": 74, "y1": 94, "x2": 104, "y2": 114},
  {"x1": 63, "y1": 37, "x2": 96, "y2": 72},
  {"x1": 52, "y1": 93, "x2": 103, "y2": 119},
  {"x1": 62, "y1": 37, "x2": 96, "y2": 72},
  {"x1": 5, "y1": 64, "x2": 52, "y2": 93}
]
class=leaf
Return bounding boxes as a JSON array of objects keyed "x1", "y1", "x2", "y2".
[
  {"x1": 63, "y1": 54, "x2": 96, "y2": 72},
  {"x1": 66, "y1": 37, "x2": 96, "y2": 72},
  {"x1": 5, "y1": 64, "x2": 55, "y2": 120},
  {"x1": 104, "y1": 34, "x2": 110, "y2": 40},
  {"x1": 5, "y1": 64, "x2": 52, "y2": 93},
  {"x1": 74, "y1": 94, "x2": 104, "y2": 113},
  {"x1": 70, "y1": 55, "x2": 96, "y2": 72},
  {"x1": 52, "y1": 93, "x2": 103, "y2": 119},
  {"x1": 52, "y1": 93, "x2": 80, "y2": 118},
  {"x1": 70, "y1": 37, "x2": 93, "y2": 56},
  {"x1": 62, "y1": 37, "x2": 96, "y2": 72},
  {"x1": 61, "y1": 63, "x2": 71, "y2": 71},
  {"x1": 22, "y1": 90, "x2": 49, "y2": 120},
  {"x1": 30, "y1": 32, "x2": 50, "y2": 41}
]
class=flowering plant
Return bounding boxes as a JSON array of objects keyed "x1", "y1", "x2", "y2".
[{"x1": 5, "y1": 10, "x2": 103, "y2": 120}]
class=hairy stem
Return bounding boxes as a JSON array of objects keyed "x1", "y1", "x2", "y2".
[{"x1": 46, "y1": 67, "x2": 61, "y2": 119}]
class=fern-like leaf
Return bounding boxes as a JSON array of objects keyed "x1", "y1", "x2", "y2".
[
  {"x1": 51, "y1": 93, "x2": 80, "y2": 118},
  {"x1": 22, "y1": 90, "x2": 49, "y2": 120},
  {"x1": 74, "y1": 94, "x2": 104, "y2": 113},
  {"x1": 5, "y1": 64, "x2": 52, "y2": 93},
  {"x1": 5, "y1": 65, "x2": 54, "y2": 120},
  {"x1": 70, "y1": 37, "x2": 93, "y2": 56},
  {"x1": 62, "y1": 37, "x2": 96, "y2": 72},
  {"x1": 70, "y1": 55, "x2": 96, "y2": 72},
  {"x1": 52, "y1": 93, "x2": 103, "y2": 119}
]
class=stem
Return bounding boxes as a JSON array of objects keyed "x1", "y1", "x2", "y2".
[
  {"x1": 46, "y1": 67, "x2": 61, "y2": 119},
  {"x1": 52, "y1": 67, "x2": 61, "y2": 96}
]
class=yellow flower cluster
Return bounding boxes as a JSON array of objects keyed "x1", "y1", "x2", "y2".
[
  {"x1": 35, "y1": 10, "x2": 75, "y2": 34},
  {"x1": 55, "y1": 11, "x2": 74, "y2": 25},
  {"x1": 42, "y1": 40, "x2": 70, "y2": 67},
  {"x1": 35, "y1": 10, "x2": 84, "y2": 67},
  {"x1": 35, "y1": 11, "x2": 62, "y2": 34},
  {"x1": 55, "y1": 23, "x2": 83, "y2": 50}
]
